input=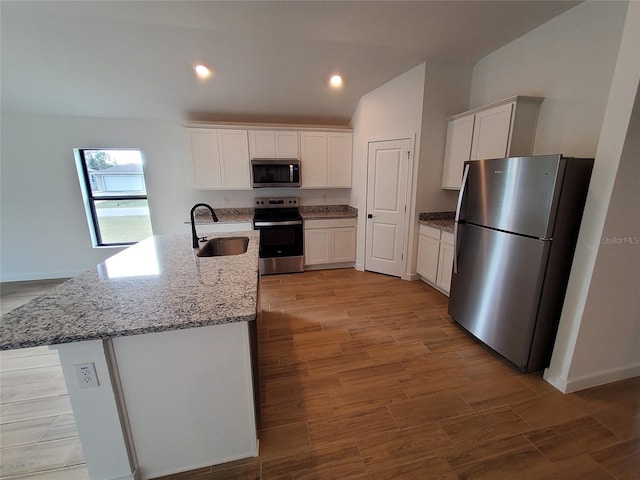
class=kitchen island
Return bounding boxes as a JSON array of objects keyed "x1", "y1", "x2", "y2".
[{"x1": 0, "y1": 232, "x2": 261, "y2": 480}]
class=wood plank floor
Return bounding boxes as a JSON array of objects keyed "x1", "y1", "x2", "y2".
[
  {"x1": 2, "y1": 271, "x2": 638, "y2": 479},
  {"x1": 0, "y1": 278, "x2": 89, "y2": 479},
  {"x1": 157, "y1": 269, "x2": 639, "y2": 480}
]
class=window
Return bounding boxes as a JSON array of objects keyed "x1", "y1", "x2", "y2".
[{"x1": 75, "y1": 149, "x2": 153, "y2": 247}]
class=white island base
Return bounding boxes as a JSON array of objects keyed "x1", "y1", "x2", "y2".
[{"x1": 54, "y1": 322, "x2": 258, "y2": 480}]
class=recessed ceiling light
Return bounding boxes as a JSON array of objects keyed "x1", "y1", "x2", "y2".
[
  {"x1": 195, "y1": 64, "x2": 212, "y2": 79},
  {"x1": 329, "y1": 74, "x2": 343, "y2": 88}
]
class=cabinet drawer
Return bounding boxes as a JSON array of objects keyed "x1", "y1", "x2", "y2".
[
  {"x1": 305, "y1": 218, "x2": 356, "y2": 229},
  {"x1": 419, "y1": 224, "x2": 441, "y2": 240}
]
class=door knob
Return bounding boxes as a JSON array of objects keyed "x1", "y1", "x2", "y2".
[{"x1": 367, "y1": 214, "x2": 373, "y2": 219}]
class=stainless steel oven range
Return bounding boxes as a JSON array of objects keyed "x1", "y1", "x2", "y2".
[{"x1": 253, "y1": 197, "x2": 304, "y2": 275}]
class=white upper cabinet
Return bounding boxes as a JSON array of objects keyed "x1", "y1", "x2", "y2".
[
  {"x1": 217, "y1": 130, "x2": 251, "y2": 189},
  {"x1": 188, "y1": 126, "x2": 351, "y2": 190},
  {"x1": 300, "y1": 131, "x2": 352, "y2": 188},
  {"x1": 300, "y1": 132, "x2": 328, "y2": 187},
  {"x1": 188, "y1": 128, "x2": 251, "y2": 189},
  {"x1": 188, "y1": 129, "x2": 223, "y2": 189},
  {"x1": 470, "y1": 103, "x2": 513, "y2": 161},
  {"x1": 441, "y1": 96, "x2": 543, "y2": 190},
  {"x1": 248, "y1": 130, "x2": 299, "y2": 159},
  {"x1": 327, "y1": 133, "x2": 353, "y2": 187},
  {"x1": 440, "y1": 116, "x2": 475, "y2": 190}
]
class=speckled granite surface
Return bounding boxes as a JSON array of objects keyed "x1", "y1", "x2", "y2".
[
  {"x1": 194, "y1": 208, "x2": 254, "y2": 224},
  {"x1": 300, "y1": 205, "x2": 357, "y2": 220},
  {"x1": 193, "y1": 205, "x2": 358, "y2": 223},
  {"x1": 0, "y1": 232, "x2": 259, "y2": 350},
  {"x1": 419, "y1": 212, "x2": 455, "y2": 233}
]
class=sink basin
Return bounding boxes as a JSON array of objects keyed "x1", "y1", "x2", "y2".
[{"x1": 196, "y1": 236, "x2": 249, "y2": 257}]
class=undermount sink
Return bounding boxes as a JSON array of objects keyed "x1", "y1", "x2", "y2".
[{"x1": 196, "y1": 236, "x2": 249, "y2": 257}]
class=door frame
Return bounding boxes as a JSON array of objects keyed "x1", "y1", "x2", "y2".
[{"x1": 363, "y1": 134, "x2": 416, "y2": 279}]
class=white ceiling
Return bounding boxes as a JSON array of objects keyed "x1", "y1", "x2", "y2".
[{"x1": 1, "y1": 1, "x2": 581, "y2": 125}]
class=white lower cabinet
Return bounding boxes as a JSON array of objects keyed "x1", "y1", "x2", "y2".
[
  {"x1": 416, "y1": 227, "x2": 440, "y2": 284},
  {"x1": 304, "y1": 218, "x2": 356, "y2": 268},
  {"x1": 436, "y1": 232, "x2": 454, "y2": 293},
  {"x1": 416, "y1": 224, "x2": 454, "y2": 296}
]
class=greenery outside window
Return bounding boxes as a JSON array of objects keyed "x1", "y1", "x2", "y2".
[{"x1": 74, "y1": 149, "x2": 153, "y2": 246}]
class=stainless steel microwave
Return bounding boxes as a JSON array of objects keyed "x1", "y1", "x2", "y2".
[{"x1": 251, "y1": 159, "x2": 300, "y2": 188}]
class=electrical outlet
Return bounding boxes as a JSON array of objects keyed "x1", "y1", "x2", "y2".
[{"x1": 74, "y1": 362, "x2": 100, "y2": 389}]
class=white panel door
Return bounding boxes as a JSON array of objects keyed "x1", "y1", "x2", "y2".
[{"x1": 365, "y1": 139, "x2": 411, "y2": 277}]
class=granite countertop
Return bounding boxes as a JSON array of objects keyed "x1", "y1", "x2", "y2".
[
  {"x1": 419, "y1": 212, "x2": 455, "y2": 233},
  {"x1": 300, "y1": 205, "x2": 358, "y2": 220},
  {"x1": 193, "y1": 208, "x2": 254, "y2": 224},
  {"x1": 0, "y1": 232, "x2": 260, "y2": 351},
  {"x1": 192, "y1": 205, "x2": 358, "y2": 224}
]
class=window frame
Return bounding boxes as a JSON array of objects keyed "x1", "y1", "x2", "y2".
[{"x1": 74, "y1": 148, "x2": 152, "y2": 247}]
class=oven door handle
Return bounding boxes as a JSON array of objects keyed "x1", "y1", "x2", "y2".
[{"x1": 254, "y1": 220, "x2": 303, "y2": 227}]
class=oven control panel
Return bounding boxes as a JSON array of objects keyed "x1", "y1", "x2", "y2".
[{"x1": 254, "y1": 197, "x2": 299, "y2": 208}]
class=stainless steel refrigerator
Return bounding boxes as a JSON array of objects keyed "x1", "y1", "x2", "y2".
[{"x1": 448, "y1": 154, "x2": 593, "y2": 372}]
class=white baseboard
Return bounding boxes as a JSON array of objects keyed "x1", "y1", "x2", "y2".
[
  {"x1": 304, "y1": 263, "x2": 355, "y2": 271},
  {"x1": 544, "y1": 363, "x2": 640, "y2": 393}
]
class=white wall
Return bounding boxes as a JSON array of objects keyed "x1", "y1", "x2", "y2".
[
  {"x1": 350, "y1": 63, "x2": 426, "y2": 274},
  {"x1": 567, "y1": 84, "x2": 640, "y2": 388},
  {"x1": 408, "y1": 64, "x2": 472, "y2": 273},
  {"x1": 546, "y1": 1, "x2": 640, "y2": 392},
  {"x1": 0, "y1": 114, "x2": 350, "y2": 280},
  {"x1": 470, "y1": 0, "x2": 628, "y2": 158}
]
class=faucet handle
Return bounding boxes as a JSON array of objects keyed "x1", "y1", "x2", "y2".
[{"x1": 198, "y1": 236, "x2": 208, "y2": 243}]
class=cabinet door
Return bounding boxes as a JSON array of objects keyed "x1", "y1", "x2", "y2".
[
  {"x1": 470, "y1": 103, "x2": 513, "y2": 161},
  {"x1": 332, "y1": 227, "x2": 356, "y2": 263},
  {"x1": 416, "y1": 234, "x2": 440, "y2": 284},
  {"x1": 275, "y1": 131, "x2": 299, "y2": 158},
  {"x1": 327, "y1": 133, "x2": 353, "y2": 187},
  {"x1": 436, "y1": 235, "x2": 454, "y2": 295},
  {"x1": 304, "y1": 229, "x2": 331, "y2": 265},
  {"x1": 300, "y1": 132, "x2": 327, "y2": 187},
  {"x1": 188, "y1": 129, "x2": 223, "y2": 189},
  {"x1": 248, "y1": 130, "x2": 276, "y2": 158},
  {"x1": 218, "y1": 130, "x2": 251, "y2": 189},
  {"x1": 441, "y1": 115, "x2": 474, "y2": 190}
]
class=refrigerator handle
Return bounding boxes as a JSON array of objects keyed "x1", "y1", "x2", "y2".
[
  {"x1": 453, "y1": 163, "x2": 470, "y2": 274},
  {"x1": 455, "y1": 163, "x2": 470, "y2": 223}
]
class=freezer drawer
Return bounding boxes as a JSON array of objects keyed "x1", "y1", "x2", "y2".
[
  {"x1": 449, "y1": 223, "x2": 550, "y2": 371},
  {"x1": 463, "y1": 155, "x2": 564, "y2": 239}
]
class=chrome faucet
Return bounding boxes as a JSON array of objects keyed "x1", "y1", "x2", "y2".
[{"x1": 190, "y1": 203, "x2": 219, "y2": 248}]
